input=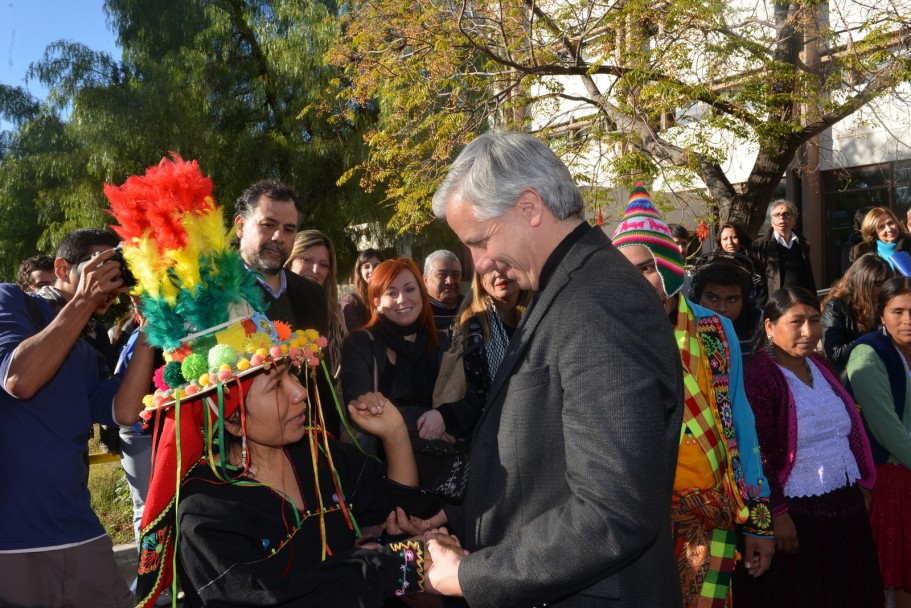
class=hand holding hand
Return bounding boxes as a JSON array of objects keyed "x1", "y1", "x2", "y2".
[
  {"x1": 772, "y1": 512, "x2": 798, "y2": 554},
  {"x1": 384, "y1": 507, "x2": 448, "y2": 536},
  {"x1": 348, "y1": 392, "x2": 405, "y2": 440},
  {"x1": 417, "y1": 409, "x2": 446, "y2": 440},
  {"x1": 424, "y1": 527, "x2": 467, "y2": 596},
  {"x1": 742, "y1": 535, "x2": 774, "y2": 577}
]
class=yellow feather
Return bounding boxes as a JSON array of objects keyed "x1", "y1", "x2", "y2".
[
  {"x1": 167, "y1": 214, "x2": 203, "y2": 293},
  {"x1": 195, "y1": 208, "x2": 232, "y2": 255},
  {"x1": 123, "y1": 236, "x2": 165, "y2": 299}
]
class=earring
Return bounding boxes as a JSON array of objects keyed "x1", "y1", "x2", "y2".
[
  {"x1": 764, "y1": 335, "x2": 775, "y2": 358},
  {"x1": 883, "y1": 325, "x2": 888, "y2": 336}
]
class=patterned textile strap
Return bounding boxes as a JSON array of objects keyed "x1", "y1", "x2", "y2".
[
  {"x1": 383, "y1": 539, "x2": 426, "y2": 596},
  {"x1": 672, "y1": 488, "x2": 738, "y2": 608},
  {"x1": 694, "y1": 315, "x2": 748, "y2": 512},
  {"x1": 676, "y1": 299, "x2": 726, "y2": 485}
]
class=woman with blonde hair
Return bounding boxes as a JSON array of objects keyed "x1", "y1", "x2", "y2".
[
  {"x1": 850, "y1": 207, "x2": 911, "y2": 268},
  {"x1": 423, "y1": 269, "x2": 532, "y2": 442},
  {"x1": 286, "y1": 230, "x2": 346, "y2": 374}
]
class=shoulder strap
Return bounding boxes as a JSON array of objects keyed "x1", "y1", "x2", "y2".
[
  {"x1": 363, "y1": 329, "x2": 378, "y2": 392},
  {"x1": 21, "y1": 288, "x2": 46, "y2": 333}
]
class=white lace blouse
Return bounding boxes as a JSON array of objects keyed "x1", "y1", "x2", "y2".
[{"x1": 780, "y1": 359, "x2": 861, "y2": 498}]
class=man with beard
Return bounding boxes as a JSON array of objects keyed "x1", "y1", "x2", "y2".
[{"x1": 233, "y1": 180, "x2": 334, "y2": 432}]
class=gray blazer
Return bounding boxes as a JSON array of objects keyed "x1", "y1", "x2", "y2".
[{"x1": 449, "y1": 227, "x2": 684, "y2": 607}]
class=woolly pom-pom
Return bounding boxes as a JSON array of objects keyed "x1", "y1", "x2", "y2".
[
  {"x1": 163, "y1": 361, "x2": 185, "y2": 389},
  {"x1": 274, "y1": 320, "x2": 292, "y2": 342},
  {"x1": 208, "y1": 344, "x2": 238, "y2": 369},
  {"x1": 237, "y1": 357, "x2": 250, "y2": 371},
  {"x1": 181, "y1": 353, "x2": 208, "y2": 382},
  {"x1": 152, "y1": 365, "x2": 169, "y2": 391}
]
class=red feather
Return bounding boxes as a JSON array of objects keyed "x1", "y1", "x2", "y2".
[{"x1": 105, "y1": 154, "x2": 215, "y2": 253}]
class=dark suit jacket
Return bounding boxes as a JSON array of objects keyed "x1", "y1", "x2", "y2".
[
  {"x1": 449, "y1": 227, "x2": 684, "y2": 607},
  {"x1": 752, "y1": 228, "x2": 817, "y2": 302}
]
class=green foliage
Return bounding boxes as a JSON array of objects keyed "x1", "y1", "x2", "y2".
[
  {"x1": 0, "y1": 0, "x2": 393, "y2": 282},
  {"x1": 331, "y1": 0, "x2": 911, "y2": 231}
]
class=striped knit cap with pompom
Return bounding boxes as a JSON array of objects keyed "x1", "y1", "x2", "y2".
[{"x1": 611, "y1": 183, "x2": 685, "y2": 298}]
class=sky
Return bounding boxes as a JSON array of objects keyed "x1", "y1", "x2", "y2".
[{"x1": 1, "y1": 0, "x2": 120, "y2": 125}]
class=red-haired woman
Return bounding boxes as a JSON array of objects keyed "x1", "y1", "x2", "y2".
[{"x1": 340, "y1": 258, "x2": 445, "y2": 453}]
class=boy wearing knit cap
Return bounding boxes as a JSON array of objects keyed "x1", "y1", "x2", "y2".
[{"x1": 613, "y1": 184, "x2": 775, "y2": 607}]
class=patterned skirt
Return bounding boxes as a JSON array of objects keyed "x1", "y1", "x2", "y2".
[
  {"x1": 870, "y1": 463, "x2": 911, "y2": 589},
  {"x1": 732, "y1": 483, "x2": 883, "y2": 608}
]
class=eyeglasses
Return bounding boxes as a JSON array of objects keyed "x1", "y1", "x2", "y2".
[{"x1": 771, "y1": 212, "x2": 794, "y2": 219}]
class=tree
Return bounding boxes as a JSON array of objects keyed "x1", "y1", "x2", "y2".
[
  {"x1": 0, "y1": 0, "x2": 390, "y2": 280},
  {"x1": 330, "y1": 0, "x2": 911, "y2": 233}
]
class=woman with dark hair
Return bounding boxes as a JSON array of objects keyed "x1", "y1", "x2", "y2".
[
  {"x1": 286, "y1": 230, "x2": 346, "y2": 375},
  {"x1": 847, "y1": 276, "x2": 911, "y2": 608},
  {"x1": 340, "y1": 259, "x2": 445, "y2": 453},
  {"x1": 821, "y1": 253, "x2": 892, "y2": 373},
  {"x1": 850, "y1": 207, "x2": 911, "y2": 268},
  {"x1": 733, "y1": 288, "x2": 882, "y2": 607},
  {"x1": 714, "y1": 223, "x2": 767, "y2": 306},
  {"x1": 715, "y1": 223, "x2": 754, "y2": 256},
  {"x1": 136, "y1": 330, "x2": 444, "y2": 608},
  {"x1": 341, "y1": 249, "x2": 385, "y2": 332}
]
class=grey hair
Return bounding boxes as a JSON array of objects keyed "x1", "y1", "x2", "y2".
[
  {"x1": 424, "y1": 249, "x2": 460, "y2": 276},
  {"x1": 431, "y1": 132, "x2": 584, "y2": 221},
  {"x1": 769, "y1": 199, "x2": 798, "y2": 218}
]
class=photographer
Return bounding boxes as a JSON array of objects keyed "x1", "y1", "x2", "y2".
[{"x1": 0, "y1": 229, "x2": 154, "y2": 608}]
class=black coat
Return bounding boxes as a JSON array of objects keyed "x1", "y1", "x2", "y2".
[{"x1": 176, "y1": 440, "x2": 441, "y2": 607}]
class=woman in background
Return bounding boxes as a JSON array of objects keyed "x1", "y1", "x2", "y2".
[
  {"x1": 286, "y1": 230, "x2": 346, "y2": 374},
  {"x1": 714, "y1": 222, "x2": 767, "y2": 306},
  {"x1": 424, "y1": 269, "x2": 531, "y2": 443},
  {"x1": 850, "y1": 207, "x2": 911, "y2": 268},
  {"x1": 821, "y1": 253, "x2": 891, "y2": 374},
  {"x1": 341, "y1": 248, "x2": 385, "y2": 333},
  {"x1": 847, "y1": 276, "x2": 911, "y2": 608},
  {"x1": 715, "y1": 223, "x2": 754, "y2": 257}
]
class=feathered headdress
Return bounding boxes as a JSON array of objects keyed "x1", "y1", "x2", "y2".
[
  {"x1": 105, "y1": 154, "x2": 265, "y2": 350},
  {"x1": 105, "y1": 156, "x2": 351, "y2": 608}
]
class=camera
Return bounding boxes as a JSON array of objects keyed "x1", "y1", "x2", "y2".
[{"x1": 75, "y1": 244, "x2": 137, "y2": 288}]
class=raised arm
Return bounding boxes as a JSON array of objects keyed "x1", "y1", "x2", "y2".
[
  {"x1": 348, "y1": 392, "x2": 417, "y2": 487},
  {"x1": 5, "y1": 249, "x2": 123, "y2": 399}
]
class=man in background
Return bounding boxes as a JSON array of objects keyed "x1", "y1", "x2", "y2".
[
  {"x1": 16, "y1": 254, "x2": 55, "y2": 293},
  {"x1": 233, "y1": 180, "x2": 334, "y2": 432},
  {"x1": 424, "y1": 249, "x2": 464, "y2": 332}
]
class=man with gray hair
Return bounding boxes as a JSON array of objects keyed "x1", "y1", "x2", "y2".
[
  {"x1": 423, "y1": 249, "x2": 464, "y2": 332},
  {"x1": 753, "y1": 199, "x2": 816, "y2": 304},
  {"x1": 417, "y1": 132, "x2": 684, "y2": 607}
]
